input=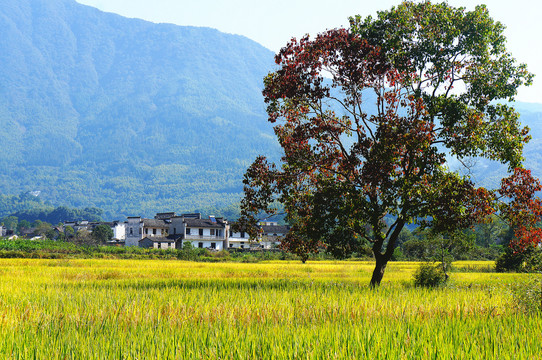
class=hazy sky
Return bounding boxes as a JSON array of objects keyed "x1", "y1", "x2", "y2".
[{"x1": 76, "y1": 0, "x2": 541, "y2": 103}]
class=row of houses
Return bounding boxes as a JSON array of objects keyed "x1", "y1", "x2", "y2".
[{"x1": 64, "y1": 212, "x2": 289, "y2": 250}]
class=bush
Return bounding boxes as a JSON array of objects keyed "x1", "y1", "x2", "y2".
[
  {"x1": 413, "y1": 263, "x2": 448, "y2": 288},
  {"x1": 511, "y1": 276, "x2": 542, "y2": 314},
  {"x1": 496, "y1": 246, "x2": 542, "y2": 272}
]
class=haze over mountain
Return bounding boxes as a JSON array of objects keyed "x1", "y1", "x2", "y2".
[
  {"x1": 0, "y1": 0, "x2": 540, "y2": 221},
  {"x1": 0, "y1": 0, "x2": 279, "y2": 219}
]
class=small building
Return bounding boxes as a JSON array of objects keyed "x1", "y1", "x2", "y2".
[
  {"x1": 139, "y1": 235, "x2": 180, "y2": 249},
  {"x1": 229, "y1": 221, "x2": 288, "y2": 249},
  {"x1": 64, "y1": 220, "x2": 91, "y2": 233},
  {"x1": 170, "y1": 213, "x2": 228, "y2": 250},
  {"x1": 125, "y1": 216, "x2": 169, "y2": 247},
  {"x1": 228, "y1": 229, "x2": 252, "y2": 249},
  {"x1": 260, "y1": 222, "x2": 289, "y2": 249}
]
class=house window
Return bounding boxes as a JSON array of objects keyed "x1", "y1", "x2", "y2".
[
  {"x1": 240, "y1": 245, "x2": 244, "y2": 249},
  {"x1": 210, "y1": 229, "x2": 215, "y2": 236},
  {"x1": 130, "y1": 228, "x2": 133, "y2": 235},
  {"x1": 198, "y1": 242, "x2": 203, "y2": 248},
  {"x1": 145, "y1": 228, "x2": 149, "y2": 235},
  {"x1": 186, "y1": 228, "x2": 191, "y2": 235},
  {"x1": 216, "y1": 230, "x2": 221, "y2": 237},
  {"x1": 229, "y1": 244, "x2": 233, "y2": 248},
  {"x1": 240, "y1": 231, "x2": 245, "y2": 238},
  {"x1": 211, "y1": 242, "x2": 216, "y2": 249},
  {"x1": 199, "y1": 229, "x2": 203, "y2": 236},
  {"x1": 157, "y1": 243, "x2": 161, "y2": 249},
  {"x1": 229, "y1": 230, "x2": 233, "y2": 237},
  {"x1": 153, "y1": 229, "x2": 157, "y2": 235},
  {"x1": 139, "y1": 228, "x2": 141, "y2": 234}
]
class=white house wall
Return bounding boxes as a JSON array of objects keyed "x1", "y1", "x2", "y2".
[
  {"x1": 184, "y1": 240, "x2": 223, "y2": 250},
  {"x1": 112, "y1": 224, "x2": 126, "y2": 241}
]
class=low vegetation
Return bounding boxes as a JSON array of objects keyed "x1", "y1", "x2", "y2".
[
  {"x1": 0, "y1": 238, "x2": 304, "y2": 262},
  {"x1": 0, "y1": 259, "x2": 540, "y2": 359}
]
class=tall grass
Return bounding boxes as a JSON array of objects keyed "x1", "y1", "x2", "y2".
[{"x1": 0, "y1": 259, "x2": 539, "y2": 359}]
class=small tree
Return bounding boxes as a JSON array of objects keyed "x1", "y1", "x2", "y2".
[
  {"x1": 64, "y1": 226, "x2": 75, "y2": 240},
  {"x1": 32, "y1": 220, "x2": 53, "y2": 237},
  {"x1": 426, "y1": 230, "x2": 474, "y2": 278},
  {"x1": 239, "y1": 1, "x2": 541, "y2": 287},
  {"x1": 73, "y1": 229, "x2": 94, "y2": 246},
  {"x1": 91, "y1": 224, "x2": 114, "y2": 244},
  {"x1": 1, "y1": 216, "x2": 18, "y2": 231}
]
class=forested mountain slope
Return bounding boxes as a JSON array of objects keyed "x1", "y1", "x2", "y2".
[
  {"x1": 0, "y1": 0, "x2": 540, "y2": 220},
  {"x1": 0, "y1": 0, "x2": 279, "y2": 219}
]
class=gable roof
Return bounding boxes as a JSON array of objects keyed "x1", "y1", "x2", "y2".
[
  {"x1": 140, "y1": 236, "x2": 177, "y2": 243},
  {"x1": 184, "y1": 218, "x2": 225, "y2": 229},
  {"x1": 142, "y1": 219, "x2": 168, "y2": 228}
]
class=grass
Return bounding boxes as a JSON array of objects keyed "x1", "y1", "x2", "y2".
[{"x1": 0, "y1": 259, "x2": 540, "y2": 359}]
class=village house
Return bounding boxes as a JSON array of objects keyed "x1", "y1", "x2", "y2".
[
  {"x1": 229, "y1": 221, "x2": 289, "y2": 249},
  {"x1": 124, "y1": 212, "x2": 287, "y2": 250},
  {"x1": 228, "y1": 228, "x2": 251, "y2": 249},
  {"x1": 125, "y1": 216, "x2": 169, "y2": 247},
  {"x1": 170, "y1": 213, "x2": 229, "y2": 250},
  {"x1": 259, "y1": 222, "x2": 289, "y2": 249}
]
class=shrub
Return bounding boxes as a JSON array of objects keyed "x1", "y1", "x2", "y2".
[
  {"x1": 511, "y1": 276, "x2": 542, "y2": 314},
  {"x1": 413, "y1": 263, "x2": 448, "y2": 288},
  {"x1": 496, "y1": 246, "x2": 542, "y2": 272}
]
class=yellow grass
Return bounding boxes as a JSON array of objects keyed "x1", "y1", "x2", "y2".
[{"x1": 0, "y1": 259, "x2": 540, "y2": 359}]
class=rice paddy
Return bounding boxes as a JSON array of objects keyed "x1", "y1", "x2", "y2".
[{"x1": 0, "y1": 259, "x2": 540, "y2": 359}]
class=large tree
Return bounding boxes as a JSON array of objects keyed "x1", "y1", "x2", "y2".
[{"x1": 239, "y1": 1, "x2": 541, "y2": 286}]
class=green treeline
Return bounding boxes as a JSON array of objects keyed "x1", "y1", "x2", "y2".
[{"x1": 0, "y1": 193, "x2": 104, "y2": 230}]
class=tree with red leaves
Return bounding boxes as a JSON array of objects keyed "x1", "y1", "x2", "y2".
[{"x1": 239, "y1": 1, "x2": 540, "y2": 286}]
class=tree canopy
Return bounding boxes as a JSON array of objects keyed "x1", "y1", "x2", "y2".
[{"x1": 239, "y1": 1, "x2": 541, "y2": 286}]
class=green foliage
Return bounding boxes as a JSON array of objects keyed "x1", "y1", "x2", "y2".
[
  {"x1": 0, "y1": 238, "x2": 308, "y2": 262},
  {"x1": 495, "y1": 246, "x2": 542, "y2": 272},
  {"x1": 91, "y1": 225, "x2": 114, "y2": 244},
  {"x1": 240, "y1": 1, "x2": 537, "y2": 288},
  {"x1": 413, "y1": 263, "x2": 448, "y2": 288},
  {"x1": 0, "y1": 193, "x2": 104, "y2": 226},
  {"x1": 0, "y1": 0, "x2": 278, "y2": 220}
]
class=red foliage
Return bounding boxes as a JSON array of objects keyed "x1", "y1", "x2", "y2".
[{"x1": 499, "y1": 168, "x2": 542, "y2": 250}]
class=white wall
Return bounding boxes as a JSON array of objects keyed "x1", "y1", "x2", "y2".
[{"x1": 184, "y1": 239, "x2": 223, "y2": 250}]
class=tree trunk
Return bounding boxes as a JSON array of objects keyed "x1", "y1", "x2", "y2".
[
  {"x1": 369, "y1": 219, "x2": 405, "y2": 287},
  {"x1": 370, "y1": 254, "x2": 388, "y2": 287}
]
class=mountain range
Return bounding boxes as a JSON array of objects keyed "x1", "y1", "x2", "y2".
[
  {"x1": 0, "y1": 0, "x2": 279, "y2": 219},
  {"x1": 0, "y1": 0, "x2": 540, "y2": 221}
]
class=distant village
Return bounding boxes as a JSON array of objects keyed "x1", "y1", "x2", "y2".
[{"x1": 0, "y1": 212, "x2": 289, "y2": 251}]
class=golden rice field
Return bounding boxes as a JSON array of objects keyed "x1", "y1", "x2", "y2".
[{"x1": 0, "y1": 259, "x2": 540, "y2": 359}]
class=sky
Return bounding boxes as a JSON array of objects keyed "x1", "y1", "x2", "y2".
[{"x1": 76, "y1": 0, "x2": 542, "y2": 104}]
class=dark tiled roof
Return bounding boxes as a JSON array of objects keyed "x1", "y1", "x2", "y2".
[
  {"x1": 261, "y1": 225, "x2": 290, "y2": 234},
  {"x1": 184, "y1": 218, "x2": 225, "y2": 229},
  {"x1": 142, "y1": 219, "x2": 168, "y2": 228}
]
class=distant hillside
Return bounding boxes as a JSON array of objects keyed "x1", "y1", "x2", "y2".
[
  {"x1": 0, "y1": 0, "x2": 279, "y2": 219},
  {"x1": 0, "y1": 0, "x2": 540, "y2": 221}
]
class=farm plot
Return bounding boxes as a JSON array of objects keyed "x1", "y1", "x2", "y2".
[{"x1": 0, "y1": 259, "x2": 540, "y2": 359}]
